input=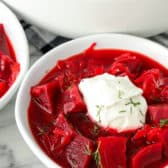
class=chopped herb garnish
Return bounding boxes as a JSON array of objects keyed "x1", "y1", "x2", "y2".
[
  {"x1": 37, "y1": 126, "x2": 49, "y2": 136},
  {"x1": 96, "y1": 105, "x2": 104, "y2": 123},
  {"x1": 139, "y1": 110, "x2": 144, "y2": 117},
  {"x1": 125, "y1": 98, "x2": 141, "y2": 107},
  {"x1": 33, "y1": 97, "x2": 51, "y2": 113},
  {"x1": 139, "y1": 120, "x2": 145, "y2": 125},
  {"x1": 119, "y1": 110, "x2": 127, "y2": 113},
  {"x1": 118, "y1": 90, "x2": 124, "y2": 99},
  {"x1": 130, "y1": 106, "x2": 133, "y2": 114},
  {"x1": 92, "y1": 125, "x2": 99, "y2": 135},
  {"x1": 83, "y1": 144, "x2": 92, "y2": 156},
  {"x1": 93, "y1": 143, "x2": 101, "y2": 167},
  {"x1": 160, "y1": 119, "x2": 168, "y2": 128}
]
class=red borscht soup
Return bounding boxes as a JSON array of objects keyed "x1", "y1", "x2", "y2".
[
  {"x1": 0, "y1": 24, "x2": 20, "y2": 98},
  {"x1": 28, "y1": 44, "x2": 168, "y2": 168}
]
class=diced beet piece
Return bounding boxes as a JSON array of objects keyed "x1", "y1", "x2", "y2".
[
  {"x1": 148, "y1": 104, "x2": 168, "y2": 124},
  {"x1": 0, "y1": 81, "x2": 7, "y2": 97},
  {"x1": 52, "y1": 114, "x2": 76, "y2": 150},
  {"x1": 57, "y1": 58, "x2": 80, "y2": 89},
  {"x1": 0, "y1": 54, "x2": 12, "y2": 80},
  {"x1": 40, "y1": 114, "x2": 76, "y2": 166},
  {"x1": 54, "y1": 113, "x2": 76, "y2": 137},
  {"x1": 63, "y1": 85, "x2": 86, "y2": 114},
  {"x1": 67, "y1": 112, "x2": 107, "y2": 140},
  {"x1": 146, "y1": 127, "x2": 162, "y2": 144},
  {"x1": 131, "y1": 143, "x2": 162, "y2": 168},
  {"x1": 0, "y1": 24, "x2": 11, "y2": 56},
  {"x1": 39, "y1": 133, "x2": 71, "y2": 168},
  {"x1": 0, "y1": 53, "x2": 20, "y2": 85},
  {"x1": 31, "y1": 80, "x2": 59, "y2": 114},
  {"x1": 66, "y1": 135, "x2": 94, "y2": 168},
  {"x1": 133, "y1": 125, "x2": 162, "y2": 145},
  {"x1": 98, "y1": 136, "x2": 127, "y2": 168}
]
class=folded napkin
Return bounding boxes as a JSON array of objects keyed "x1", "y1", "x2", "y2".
[{"x1": 20, "y1": 19, "x2": 168, "y2": 55}]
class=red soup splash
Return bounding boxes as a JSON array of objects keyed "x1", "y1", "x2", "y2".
[
  {"x1": 28, "y1": 45, "x2": 168, "y2": 168},
  {"x1": 0, "y1": 24, "x2": 20, "y2": 98}
]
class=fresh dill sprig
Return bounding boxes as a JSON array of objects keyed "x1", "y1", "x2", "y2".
[
  {"x1": 118, "y1": 90, "x2": 123, "y2": 99},
  {"x1": 130, "y1": 106, "x2": 133, "y2": 114},
  {"x1": 160, "y1": 119, "x2": 168, "y2": 128},
  {"x1": 139, "y1": 110, "x2": 144, "y2": 117},
  {"x1": 125, "y1": 98, "x2": 141, "y2": 107},
  {"x1": 119, "y1": 110, "x2": 127, "y2": 113},
  {"x1": 83, "y1": 144, "x2": 92, "y2": 156},
  {"x1": 37, "y1": 126, "x2": 49, "y2": 136},
  {"x1": 139, "y1": 120, "x2": 145, "y2": 125},
  {"x1": 96, "y1": 105, "x2": 104, "y2": 123},
  {"x1": 93, "y1": 143, "x2": 101, "y2": 167},
  {"x1": 92, "y1": 125, "x2": 99, "y2": 135}
]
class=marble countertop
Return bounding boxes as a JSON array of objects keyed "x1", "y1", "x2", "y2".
[{"x1": 0, "y1": 46, "x2": 45, "y2": 168}]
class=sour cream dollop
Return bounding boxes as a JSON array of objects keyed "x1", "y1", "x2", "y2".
[{"x1": 79, "y1": 73, "x2": 147, "y2": 132}]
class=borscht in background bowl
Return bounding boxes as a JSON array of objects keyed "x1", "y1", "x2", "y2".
[
  {"x1": 16, "y1": 34, "x2": 168, "y2": 168},
  {"x1": 0, "y1": 2, "x2": 29, "y2": 110}
]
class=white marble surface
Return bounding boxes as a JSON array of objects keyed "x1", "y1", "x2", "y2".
[{"x1": 0, "y1": 45, "x2": 45, "y2": 168}]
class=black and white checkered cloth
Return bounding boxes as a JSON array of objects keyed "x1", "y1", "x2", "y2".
[
  {"x1": 20, "y1": 19, "x2": 168, "y2": 55},
  {"x1": 20, "y1": 20, "x2": 70, "y2": 54}
]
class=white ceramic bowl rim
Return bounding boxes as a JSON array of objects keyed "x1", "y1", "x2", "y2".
[
  {"x1": 15, "y1": 34, "x2": 168, "y2": 168},
  {"x1": 0, "y1": 2, "x2": 29, "y2": 109}
]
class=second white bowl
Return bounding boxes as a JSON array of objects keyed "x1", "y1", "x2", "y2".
[{"x1": 0, "y1": 2, "x2": 29, "y2": 110}]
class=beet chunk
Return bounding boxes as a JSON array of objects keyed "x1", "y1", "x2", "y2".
[
  {"x1": 131, "y1": 143, "x2": 162, "y2": 168},
  {"x1": 31, "y1": 80, "x2": 59, "y2": 114},
  {"x1": 0, "y1": 24, "x2": 11, "y2": 56},
  {"x1": 98, "y1": 136, "x2": 127, "y2": 168},
  {"x1": 63, "y1": 84, "x2": 86, "y2": 114},
  {"x1": 40, "y1": 114, "x2": 76, "y2": 168},
  {"x1": 54, "y1": 113, "x2": 76, "y2": 137},
  {"x1": 0, "y1": 53, "x2": 20, "y2": 82},
  {"x1": 52, "y1": 113, "x2": 76, "y2": 150},
  {"x1": 148, "y1": 104, "x2": 168, "y2": 124},
  {"x1": 66, "y1": 135, "x2": 94, "y2": 168}
]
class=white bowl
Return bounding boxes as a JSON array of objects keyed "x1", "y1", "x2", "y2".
[
  {"x1": 15, "y1": 34, "x2": 168, "y2": 168},
  {"x1": 0, "y1": 2, "x2": 29, "y2": 110},
  {"x1": 3, "y1": 0, "x2": 168, "y2": 37}
]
